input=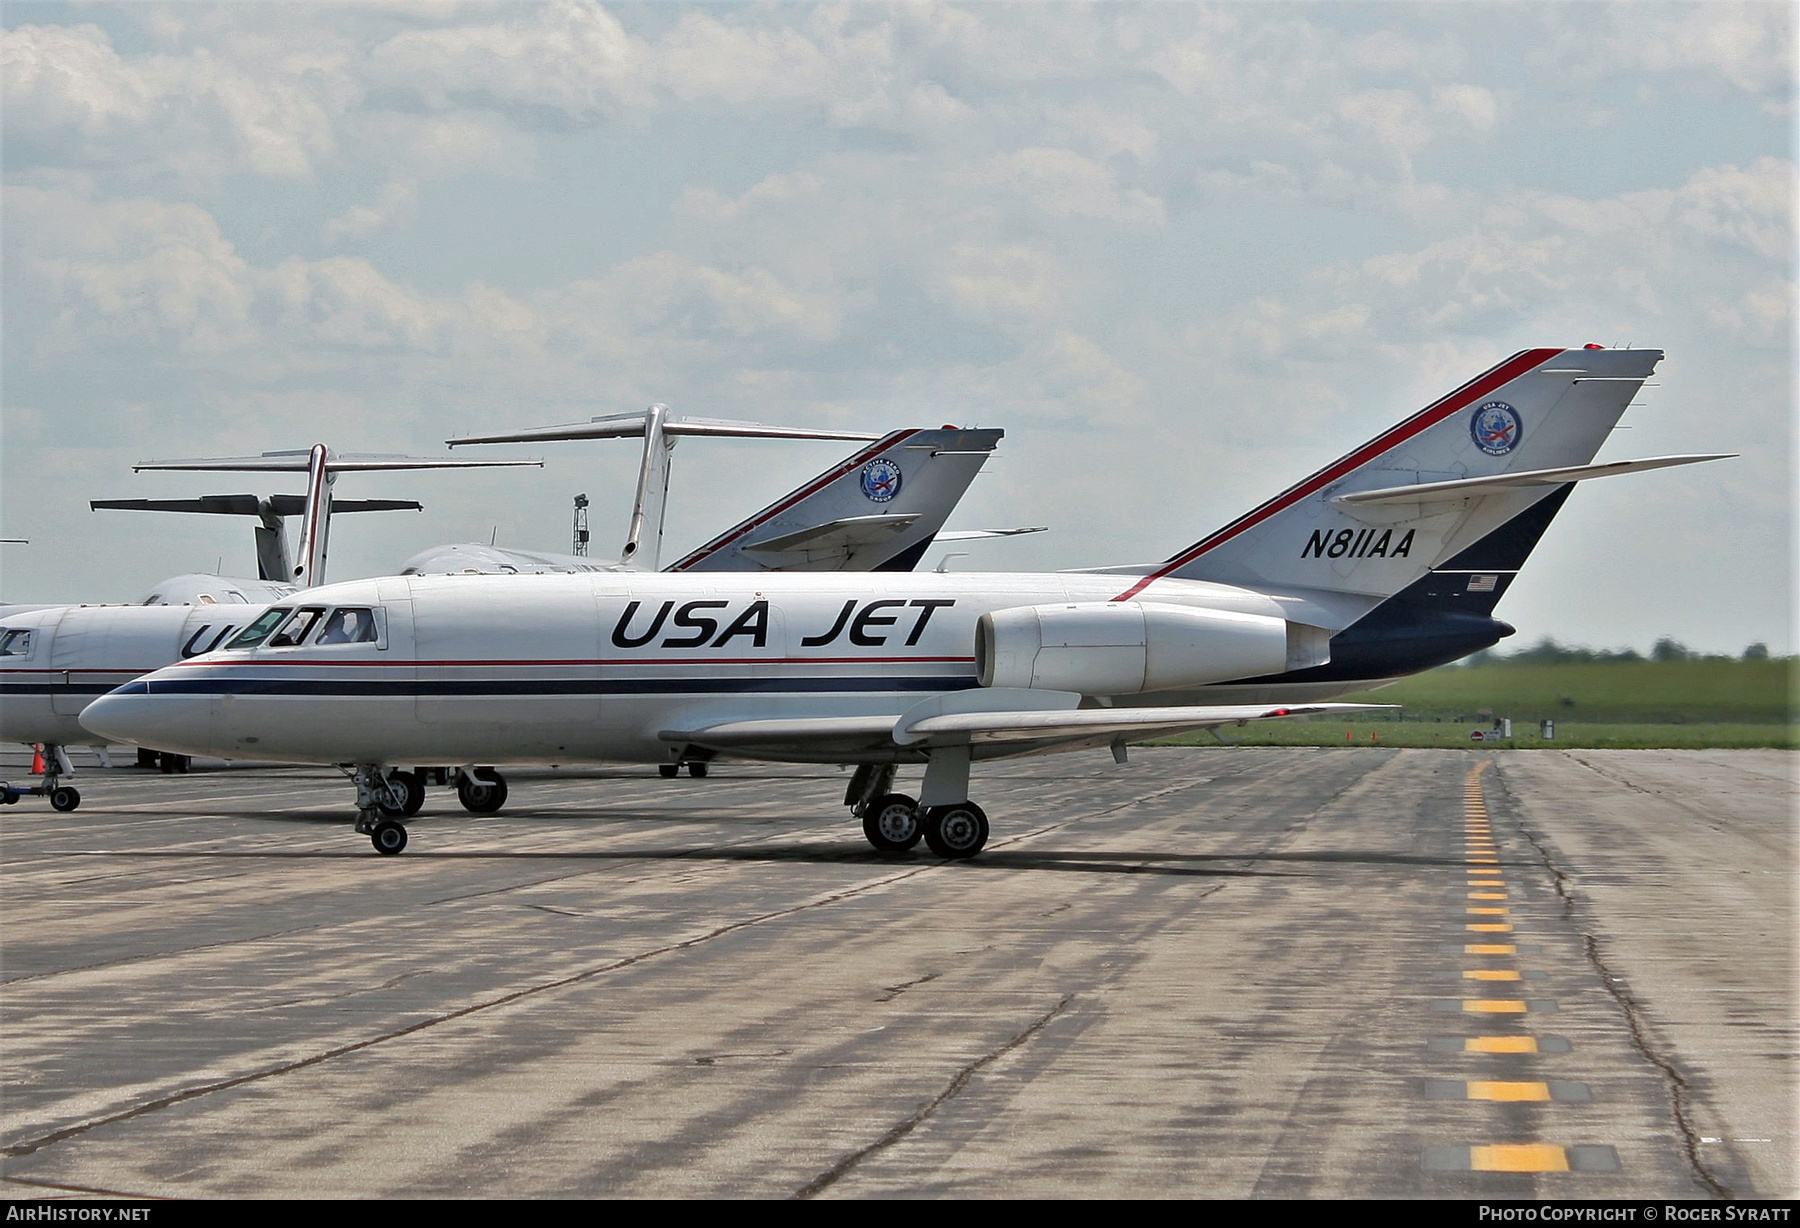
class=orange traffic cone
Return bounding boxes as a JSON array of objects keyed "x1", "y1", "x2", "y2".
[{"x1": 30, "y1": 744, "x2": 44, "y2": 775}]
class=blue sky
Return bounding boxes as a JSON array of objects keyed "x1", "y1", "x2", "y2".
[{"x1": 3, "y1": 2, "x2": 1794, "y2": 653}]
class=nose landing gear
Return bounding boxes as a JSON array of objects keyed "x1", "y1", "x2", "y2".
[
  {"x1": 0, "y1": 744, "x2": 81, "y2": 811},
  {"x1": 350, "y1": 764, "x2": 421, "y2": 854}
]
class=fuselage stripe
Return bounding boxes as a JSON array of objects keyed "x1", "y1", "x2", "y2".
[{"x1": 106, "y1": 674, "x2": 978, "y2": 698}]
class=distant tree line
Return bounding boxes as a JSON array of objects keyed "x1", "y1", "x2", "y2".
[{"x1": 1459, "y1": 637, "x2": 1783, "y2": 667}]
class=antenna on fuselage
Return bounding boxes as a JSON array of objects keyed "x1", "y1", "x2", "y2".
[
  {"x1": 446, "y1": 405, "x2": 878, "y2": 570},
  {"x1": 118, "y1": 446, "x2": 542, "y2": 588}
]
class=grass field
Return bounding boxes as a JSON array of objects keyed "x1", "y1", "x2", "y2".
[{"x1": 1156, "y1": 658, "x2": 1799, "y2": 750}]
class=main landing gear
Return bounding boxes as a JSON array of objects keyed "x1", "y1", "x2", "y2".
[
  {"x1": 134, "y1": 748, "x2": 192, "y2": 773},
  {"x1": 844, "y1": 764, "x2": 989, "y2": 860},
  {"x1": 659, "y1": 759, "x2": 709, "y2": 778},
  {"x1": 0, "y1": 743, "x2": 81, "y2": 811},
  {"x1": 348, "y1": 764, "x2": 509, "y2": 854}
]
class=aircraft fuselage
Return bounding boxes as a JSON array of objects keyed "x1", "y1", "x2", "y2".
[{"x1": 79, "y1": 570, "x2": 1359, "y2": 766}]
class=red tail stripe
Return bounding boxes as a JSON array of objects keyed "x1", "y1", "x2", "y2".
[{"x1": 1111, "y1": 348, "x2": 1563, "y2": 602}]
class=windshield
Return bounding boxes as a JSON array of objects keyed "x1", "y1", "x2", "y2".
[
  {"x1": 266, "y1": 607, "x2": 326, "y2": 649},
  {"x1": 223, "y1": 607, "x2": 291, "y2": 651}
]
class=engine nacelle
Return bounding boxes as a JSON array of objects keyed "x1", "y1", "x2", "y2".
[{"x1": 975, "y1": 601, "x2": 1329, "y2": 695}]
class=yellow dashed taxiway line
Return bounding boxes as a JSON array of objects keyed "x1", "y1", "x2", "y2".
[
  {"x1": 1471, "y1": 1143, "x2": 1570, "y2": 1171},
  {"x1": 1464, "y1": 1036, "x2": 1541, "y2": 1054},
  {"x1": 1461, "y1": 999, "x2": 1529, "y2": 1013}
]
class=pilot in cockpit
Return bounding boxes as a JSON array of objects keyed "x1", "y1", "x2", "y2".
[{"x1": 317, "y1": 608, "x2": 372, "y2": 645}]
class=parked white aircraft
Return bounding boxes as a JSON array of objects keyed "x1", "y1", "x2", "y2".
[
  {"x1": 78, "y1": 347, "x2": 1730, "y2": 856},
  {"x1": 0, "y1": 425, "x2": 1016, "y2": 803}
]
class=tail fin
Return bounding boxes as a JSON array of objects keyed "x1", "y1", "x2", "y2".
[
  {"x1": 1114, "y1": 348, "x2": 1720, "y2": 612},
  {"x1": 669, "y1": 427, "x2": 1003, "y2": 573}
]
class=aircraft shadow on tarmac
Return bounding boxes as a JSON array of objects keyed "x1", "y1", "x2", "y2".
[{"x1": 53, "y1": 827, "x2": 1482, "y2": 878}]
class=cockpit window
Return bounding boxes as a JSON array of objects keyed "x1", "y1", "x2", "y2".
[
  {"x1": 266, "y1": 607, "x2": 326, "y2": 648},
  {"x1": 223, "y1": 606, "x2": 292, "y2": 650},
  {"x1": 316, "y1": 607, "x2": 379, "y2": 645},
  {"x1": 0, "y1": 629, "x2": 32, "y2": 657}
]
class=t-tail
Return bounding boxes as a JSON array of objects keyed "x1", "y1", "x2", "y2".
[
  {"x1": 446, "y1": 406, "x2": 881, "y2": 570},
  {"x1": 1104, "y1": 346, "x2": 1729, "y2": 679}
]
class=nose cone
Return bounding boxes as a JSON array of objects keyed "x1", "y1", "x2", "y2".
[
  {"x1": 80, "y1": 680, "x2": 215, "y2": 755},
  {"x1": 79, "y1": 681, "x2": 154, "y2": 744}
]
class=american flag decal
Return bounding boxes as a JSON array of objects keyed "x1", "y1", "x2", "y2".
[{"x1": 1466, "y1": 574, "x2": 1499, "y2": 593}]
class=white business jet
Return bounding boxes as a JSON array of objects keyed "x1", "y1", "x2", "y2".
[
  {"x1": 0, "y1": 425, "x2": 1014, "y2": 806},
  {"x1": 80, "y1": 347, "x2": 1730, "y2": 858}
]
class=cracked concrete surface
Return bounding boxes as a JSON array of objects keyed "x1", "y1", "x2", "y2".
[
  {"x1": 1, "y1": 747, "x2": 1791, "y2": 1198},
  {"x1": 1494, "y1": 749, "x2": 1795, "y2": 1200}
]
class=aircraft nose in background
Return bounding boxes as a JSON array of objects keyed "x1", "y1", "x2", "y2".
[{"x1": 80, "y1": 682, "x2": 213, "y2": 755}]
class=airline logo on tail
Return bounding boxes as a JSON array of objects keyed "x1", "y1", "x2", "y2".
[
  {"x1": 1471, "y1": 402, "x2": 1522, "y2": 455},
  {"x1": 860, "y1": 459, "x2": 903, "y2": 503}
]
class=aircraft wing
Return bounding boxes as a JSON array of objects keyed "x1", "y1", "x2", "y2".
[
  {"x1": 662, "y1": 701, "x2": 1389, "y2": 761},
  {"x1": 892, "y1": 702, "x2": 1388, "y2": 746}
]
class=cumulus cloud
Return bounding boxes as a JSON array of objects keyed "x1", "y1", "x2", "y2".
[{"x1": 2, "y1": 4, "x2": 1791, "y2": 650}]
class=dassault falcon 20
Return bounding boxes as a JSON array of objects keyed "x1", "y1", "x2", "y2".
[{"x1": 82, "y1": 347, "x2": 1728, "y2": 857}]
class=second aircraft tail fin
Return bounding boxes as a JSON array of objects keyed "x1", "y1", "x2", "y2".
[{"x1": 669, "y1": 427, "x2": 1004, "y2": 573}]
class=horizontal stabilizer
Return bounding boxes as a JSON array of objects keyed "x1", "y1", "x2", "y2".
[
  {"x1": 448, "y1": 408, "x2": 878, "y2": 447},
  {"x1": 135, "y1": 452, "x2": 542, "y2": 473},
  {"x1": 1332, "y1": 454, "x2": 1735, "y2": 507},
  {"x1": 740, "y1": 514, "x2": 922, "y2": 556},
  {"x1": 937, "y1": 526, "x2": 1048, "y2": 542},
  {"x1": 92, "y1": 496, "x2": 421, "y2": 515}
]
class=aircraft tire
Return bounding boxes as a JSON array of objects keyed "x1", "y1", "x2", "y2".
[
  {"x1": 686, "y1": 762, "x2": 708, "y2": 778},
  {"x1": 922, "y1": 802, "x2": 988, "y2": 859},
  {"x1": 457, "y1": 768, "x2": 508, "y2": 814},
  {"x1": 370, "y1": 821, "x2": 408, "y2": 856},
  {"x1": 50, "y1": 786, "x2": 81, "y2": 813},
  {"x1": 377, "y1": 771, "x2": 426, "y2": 818},
  {"x1": 862, "y1": 793, "x2": 922, "y2": 852},
  {"x1": 659, "y1": 764, "x2": 679, "y2": 779}
]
